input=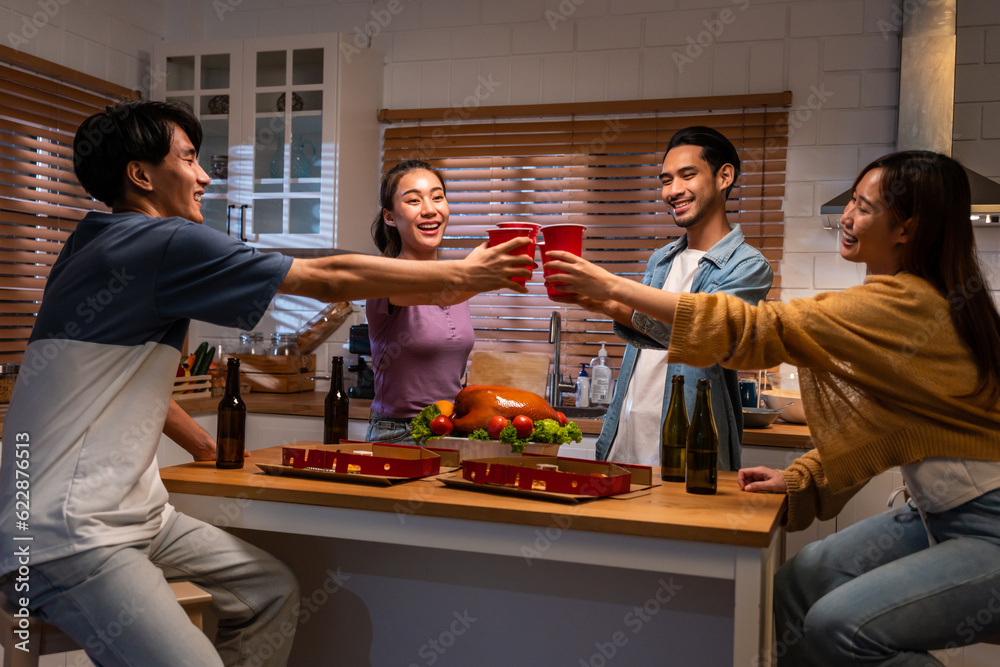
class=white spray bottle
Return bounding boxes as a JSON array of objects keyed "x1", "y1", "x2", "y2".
[{"x1": 589, "y1": 342, "x2": 612, "y2": 406}]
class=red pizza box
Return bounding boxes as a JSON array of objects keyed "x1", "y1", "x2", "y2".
[
  {"x1": 458, "y1": 456, "x2": 632, "y2": 498},
  {"x1": 262, "y1": 441, "x2": 440, "y2": 484}
]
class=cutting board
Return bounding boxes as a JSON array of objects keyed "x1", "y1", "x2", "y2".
[{"x1": 467, "y1": 351, "x2": 551, "y2": 397}]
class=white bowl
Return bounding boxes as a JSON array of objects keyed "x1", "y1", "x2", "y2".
[
  {"x1": 742, "y1": 407, "x2": 781, "y2": 429},
  {"x1": 761, "y1": 389, "x2": 806, "y2": 424}
]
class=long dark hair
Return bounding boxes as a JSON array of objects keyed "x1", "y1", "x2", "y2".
[
  {"x1": 858, "y1": 150, "x2": 1000, "y2": 403},
  {"x1": 370, "y1": 160, "x2": 447, "y2": 257}
]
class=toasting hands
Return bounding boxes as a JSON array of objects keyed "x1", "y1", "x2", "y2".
[
  {"x1": 542, "y1": 250, "x2": 625, "y2": 300},
  {"x1": 463, "y1": 238, "x2": 534, "y2": 293}
]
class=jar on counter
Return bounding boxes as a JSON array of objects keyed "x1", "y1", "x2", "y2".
[
  {"x1": 269, "y1": 333, "x2": 300, "y2": 356},
  {"x1": 0, "y1": 363, "x2": 19, "y2": 403},
  {"x1": 239, "y1": 332, "x2": 265, "y2": 355}
]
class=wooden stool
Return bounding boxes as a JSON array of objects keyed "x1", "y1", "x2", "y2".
[{"x1": 0, "y1": 581, "x2": 212, "y2": 667}]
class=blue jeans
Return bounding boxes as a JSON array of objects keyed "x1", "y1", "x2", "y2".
[
  {"x1": 366, "y1": 410, "x2": 413, "y2": 444},
  {"x1": 775, "y1": 488, "x2": 1000, "y2": 665},
  {"x1": 1, "y1": 511, "x2": 299, "y2": 667}
]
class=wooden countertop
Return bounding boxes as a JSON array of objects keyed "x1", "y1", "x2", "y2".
[
  {"x1": 175, "y1": 391, "x2": 813, "y2": 446},
  {"x1": 741, "y1": 421, "x2": 812, "y2": 449},
  {"x1": 160, "y1": 445, "x2": 787, "y2": 549}
]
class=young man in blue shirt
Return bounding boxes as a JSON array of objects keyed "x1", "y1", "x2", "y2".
[{"x1": 593, "y1": 126, "x2": 773, "y2": 470}]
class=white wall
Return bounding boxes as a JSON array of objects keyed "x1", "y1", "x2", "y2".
[
  {"x1": 157, "y1": 0, "x2": 1000, "y2": 305},
  {"x1": 5, "y1": 0, "x2": 1000, "y2": 323},
  {"x1": 0, "y1": 0, "x2": 166, "y2": 92}
]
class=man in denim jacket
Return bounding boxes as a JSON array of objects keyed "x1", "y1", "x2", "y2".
[{"x1": 594, "y1": 127, "x2": 772, "y2": 470}]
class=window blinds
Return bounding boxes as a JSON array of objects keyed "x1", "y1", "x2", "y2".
[
  {"x1": 382, "y1": 92, "x2": 791, "y2": 390},
  {"x1": 0, "y1": 45, "x2": 138, "y2": 364}
]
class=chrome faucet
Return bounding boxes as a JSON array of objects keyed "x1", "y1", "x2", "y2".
[{"x1": 548, "y1": 311, "x2": 577, "y2": 407}]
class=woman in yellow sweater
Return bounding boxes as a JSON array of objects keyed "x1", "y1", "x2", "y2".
[{"x1": 543, "y1": 150, "x2": 1000, "y2": 665}]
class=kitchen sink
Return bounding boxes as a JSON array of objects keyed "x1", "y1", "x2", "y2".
[{"x1": 558, "y1": 406, "x2": 608, "y2": 420}]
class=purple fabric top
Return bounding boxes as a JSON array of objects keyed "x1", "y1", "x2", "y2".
[{"x1": 365, "y1": 298, "x2": 474, "y2": 417}]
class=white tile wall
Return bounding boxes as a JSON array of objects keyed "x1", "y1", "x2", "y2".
[
  {"x1": 482, "y1": 0, "x2": 542, "y2": 24},
  {"x1": 1, "y1": 0, "x2": 164, "y2": 93},
  {"x1": 451, "y1": 24, "x2": 510, "y2": 59},
  {"x1": 6, "y1": 0, "x2": 1000, "y2": 316},
  {"x1": 789, "y1": 0, "x2": 864, "y2": 38},
  {"x1": 984, "y1": 102, "x2": 1000, "y2": 138},
  {"x1": 575, "y1": 14, "x2": 641, "y2": 51},
  {"x1": 512, "y1": 18, "x2": 574, "y2": 54}
]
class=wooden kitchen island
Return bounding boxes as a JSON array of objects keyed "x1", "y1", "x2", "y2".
[{"x1": 161, "y1": 445, "x2": 786, "y2": 667}]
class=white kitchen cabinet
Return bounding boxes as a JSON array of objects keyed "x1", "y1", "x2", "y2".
[{"x1": 152, "y1": 34, "x2": 382, "y2": 252}]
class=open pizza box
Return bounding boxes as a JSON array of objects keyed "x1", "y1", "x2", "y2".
[
  {"x1": 438, "y1": 454, "x2": 657, "y2": 503},
  {"x1": 258, "y1": 441, "x2": 444, "y2": 485}
]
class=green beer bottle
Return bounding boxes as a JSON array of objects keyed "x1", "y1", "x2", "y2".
[{"x1": 660, "y1": 375, "x2": 688, "y2": 482}]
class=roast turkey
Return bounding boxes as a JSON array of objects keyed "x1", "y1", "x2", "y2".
[{"x1": 449, "y1": 385, "x2": 561, "y2": 433}]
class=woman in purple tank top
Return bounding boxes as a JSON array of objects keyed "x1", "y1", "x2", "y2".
[{"x1": 365, "y1": 161, "x2": 476, "y2": 443}]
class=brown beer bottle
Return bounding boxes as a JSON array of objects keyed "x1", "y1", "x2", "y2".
[
  {"x1": 660, "y1": 375, "x2": 688, "y2": 482},
  {"x1": 216, "y1": 357, "x2": 246, "y2": 469},
  {"x1": 685, "y1": 378, "x2": 718, "y2": 494},
  {"x1": 324, "y1": 356, "x2": 349, "y2": 443}
]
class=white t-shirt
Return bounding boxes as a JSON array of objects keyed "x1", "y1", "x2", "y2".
[{"x1": 606, "y1": 248, "x2": 705, "y2": 464}]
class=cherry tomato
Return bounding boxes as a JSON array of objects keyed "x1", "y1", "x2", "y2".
[
  {"x1": 429, "y1": 415, "x2": 453, "y2": 436},
  {"x1": 556, "y1": 411, "x2": 567, "y2": 426},
  {"x1": 487, "y1": 415, "x2": 508, "y2": 440},
  {"x1": 512, "y1": 415, "x2": 533, "y2": 439}
]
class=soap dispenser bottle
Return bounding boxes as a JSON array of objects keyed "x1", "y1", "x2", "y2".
[
  {"x1": 576, "y1": 363, "x2": 591, "y2": 408},
  {"x1": 589, "y1": 342, "x2": 612, "y2": 406}
]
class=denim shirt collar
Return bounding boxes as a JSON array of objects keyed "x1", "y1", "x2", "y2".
[{"x1": 662, "y1": 224, "x2": 746, "y2": 269}]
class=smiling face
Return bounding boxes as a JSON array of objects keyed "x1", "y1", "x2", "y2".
[
  {"x1": 839, "y1": 167, "x2": 909, "y2": 275},
  {"x1": 383, "y1": 169, "x2": 449, "y2": 260},
  {"x1": 138, "y1": 124, "x2": 210, "y2": 223},
  {"x1": 659, "y1": 144, "x2": 733, "y2": 229}
]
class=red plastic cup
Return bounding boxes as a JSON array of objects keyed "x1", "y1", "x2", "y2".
[
  {"x1": 487, "y1": 227, "x2": 535, "y2": 286},
  {"x1": 496, "y1": 221, "x2": 541, "y2": 241},
  {"x1": 540, "y1": 224, "x2": 586, "y2": 298}
]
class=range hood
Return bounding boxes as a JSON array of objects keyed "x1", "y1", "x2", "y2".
[{"x1": 820, "y1": 0, "x2": 1000, "y2": 224}]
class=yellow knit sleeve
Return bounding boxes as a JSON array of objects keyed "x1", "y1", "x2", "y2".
[{"x1": 780, "y1": 449, "x2": 866, "y2": 532}]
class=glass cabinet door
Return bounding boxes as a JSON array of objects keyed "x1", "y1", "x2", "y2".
[
  {"x1": 154, "y1": 41, "x2": 244, "y2": 238},
  {"x1": 243, "y1": 37, "x2": 335, "y2": 248},
  {"x1": 153, "y1": 34, "x2": 380, "y2": 252}
]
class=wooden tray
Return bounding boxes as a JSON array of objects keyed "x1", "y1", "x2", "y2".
[
  {"x1": 171, "y1": 374, "x2": 212, "y2": 401},
  {"x1": 224, "y1": 353, "x2": 316, "y2": 394}
]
